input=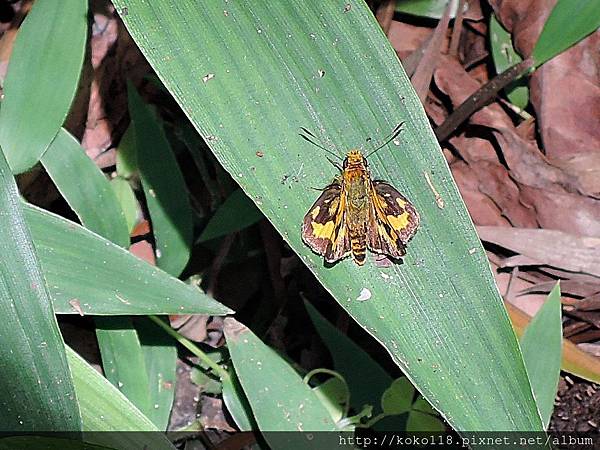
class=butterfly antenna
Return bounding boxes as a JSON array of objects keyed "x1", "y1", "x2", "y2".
[
  {"x1": 299, "y1": 127, "x2": 343, "y2": 161},
  {"x1": 365, "y1": 121, "x2": 405, "y2": 159},
  {"x1": 326, "y1": 156, "x2": 343, "y2": 172}
]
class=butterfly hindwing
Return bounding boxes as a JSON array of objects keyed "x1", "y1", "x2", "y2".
[
  {"x1": 301, "y1": 182, "x2": 351, "y2": 263},
  {"x1": 367, "y1": 181, "x2": 420, "y2": 258}
]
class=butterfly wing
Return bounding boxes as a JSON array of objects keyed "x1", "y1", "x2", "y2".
[
  {"x1": 302, "y1": 182, "x2": 351, "y2": 263},
  {"x1": 367, "y1": 181, "x2": 420, "y2": 258}
]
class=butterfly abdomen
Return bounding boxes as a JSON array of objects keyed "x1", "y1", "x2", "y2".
[{"x1": 350, "y1": 233, "x2": 367, "y2": 265}]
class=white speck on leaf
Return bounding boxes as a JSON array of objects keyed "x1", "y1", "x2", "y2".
[
  {"x1": 202, "y1": 73, "x2": 215, "y2": 83},
  {"x1": 356, "y1": 288, "x2": 371, "y2": 302}
]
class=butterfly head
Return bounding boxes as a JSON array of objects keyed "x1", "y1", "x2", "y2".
[{"x1": 343, "y1": 150, "x2": 368, "y2": 170}]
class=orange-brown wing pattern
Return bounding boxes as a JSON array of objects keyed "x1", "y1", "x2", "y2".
[
  {"x1": 367, "y1": 181, "x2": 420, "y2": 258},
  {"x1": 302, "y1": 183, "x2": 351, "y2": 263}
]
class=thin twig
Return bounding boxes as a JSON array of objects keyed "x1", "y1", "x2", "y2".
[{"x1": 434, "y1": 58, "x2": 534, "y2": 142}]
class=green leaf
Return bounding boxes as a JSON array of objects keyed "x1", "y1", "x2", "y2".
[
  {"x1": 381, "y1": 378, "x2": 414, "y2": 416},
  {"x1": 67, "y1": 347, "x2": 175, "y2": 449},
  {"x1": 128, "y1": 86, "x2": 193, "y2": 276},
  {"x1": 407, "y1": 410, "x2": 445, "y2": 432},
  {"x1": 24, "y1": 203, "x2": 231, "y2": 316},
  {"x1": 532, "y1": 0, "x2": 600, "y2": 67},
  {"x1": 489, "y1": 15, "x2": 529, "y2": 110},
  {"x1": 113, "y1": 0, "x2": 542, "y2": 432},
  {"x1": 520, "y1": 283, "x2": 562, "y2": 429},
  {"x1": 110, "y1": 176, "x2": 139, "y2": 234},
  {"x1": 305, "y1": 300, "x2": 392, "y2": 413},
  {"x1": 0, "y1": 147, "x2": 80, "y2": 431},
  {"x1": 395, "y1": 0, "x2": 459, "y2": 19},
  {"x1": 0, "y1": 0, "x2": 87, "y2": 173},
  {"x1": 41, "y1": 128, "x2": 130, "y2": 247},
  {"x1": 224, "y1": 318, "x2": 337, "y2": 435},
  {"x1": 136, "y1": 317, "x2": 178, "y2": 430},
  {"x1": 312, "y1": 376, "x2": 347, "y2": 423},
  {"x1": 95, "y1": 317, "x2": 152, "y2": 418},
  {"x1": 116, "y1": 124, "x2": 138, "y2": 180},
  {"x1": 222, "y1": 370, "x2": 256, "y2": 431},
  {"x1": 199, "y1": 188, "x2": 263, "y2": 242}
]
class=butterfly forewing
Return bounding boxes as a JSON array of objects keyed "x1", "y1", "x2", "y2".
[
  {"x1": 367, "y1": 181, "x2": 420, "y2": 258},
  {"x1": 301, "y1": 182, "x2": 351, "y2": 263}
]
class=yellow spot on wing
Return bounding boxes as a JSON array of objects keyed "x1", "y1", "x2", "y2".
[
  {"x1": 329, "y1": 197, "x2": 340, "y2": 215},
  {"x1": 311, "y1": 220, "x2": 335, "y2": 239},
  {"x1": 387, "y1": 212, "x2": 409, "y2": 230},
  {"x1": 310, "y1": 206, "x2": 320, "y2": 219},
  {"x1": 396, "y1": 197, "x2": 407, "y2": 207}
]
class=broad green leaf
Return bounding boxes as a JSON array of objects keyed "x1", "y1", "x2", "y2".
[
  {"x1": 0, "y1": 147, "x2": 80, "y2": 431},
  {"x1": 42, "y1": 128, "x2": 130, "y2": 247},
  {"x1": 396, "y1": 0, "x2": 459, "y2": 19},
  {"x1": 520, "y1": 283, "x2": 562, "y2": 428},
  {"x1": 533, "y1": 0, "x2": 600, "y2": 67},
  {"x1": 224, "y1": 318, "x2": 337, "y2": 439},
  {"x1": 489, "y1": 15, "x2": 529, "y2": 110},
  {"x1": 0, "y1": 0, "x2": 87, "y2": 173},
  {"x1": 67, "y1": 347, "x2": 175, "y2": 449},
  {"x1": 95, "y1": 317, "x2": 152, "y2": 418},
  {"x1": 136, "y1": 318, "x2": 178, "y2": 430},
  {"x1": 24, "y1": 203, "x2": 231, "y2": 316},
  {"x1": 129, "y1": 87, "x2": 193, "y2": 276},
  {"x1": 199, "y1": 188, "x2": 263, "y2": 242},
  {"x1": 113, "y1": 0, "x2": 542, "y2": 432}
]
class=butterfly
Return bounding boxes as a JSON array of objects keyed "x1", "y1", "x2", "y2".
[{"x1": 300, "y1": 123, "x2": 419, "y2": 265}]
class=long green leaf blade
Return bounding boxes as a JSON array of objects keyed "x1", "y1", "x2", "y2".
[
  {"x1": 95, "y1": 317, "x2": 152, "y2": 418},
  {"x1": 67, "y1": 347, "x2": 175, "y2": 449},
  {"x1": 24, "y1": 204, "x2": 231, "y2": 316},
  {"x1": 520, "y1": 283, "x2": 562, "y2": 428},
  {"x1": 41, "y1": 128, "x2": 130, "y2": 247},
  {"x1": 224, "y1": 318, "x2": 338, "y2": 447},
  {"x1": 113, "y1": 0, "x2": 542, "y2": 431},
  {"x1": 129, "y1": 87, "x2": 193, "y2": 276},
  {"x1": 0, "y1": 148, "x2": 80, "y2": 431},
  {"x1": 0, "y1": 0, "x2": 87, "y2": 173},
  {"x1": 135, "y1": 318, "x2": 177, "y2": 430},
  {"x1": 532, "y1": 0, "x2": 600, "y2": 67}
]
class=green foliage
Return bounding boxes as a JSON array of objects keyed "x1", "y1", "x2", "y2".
[
  {"x1": 199, "y1": 188, "x2": 263, "y2": 242},
  {"x1": 533, "y1": 0, "x2": 600, "y2": 67},
  {"x1": 521, "y1": 284, "x2": 563, "y2": 429},
  {"x1": 129, "y1": 87, "x2": 193, "y2": 276},
  {"x1": 395, "y1": 0, "x2": 459, "y2": 19},
  {"x1": 0, "y1": 147, "x2": 80, "y2": 431},
  {"x1": 0, "y1": 0, "x2": 87, "y2": 173},
  {"x1": 489, "y1": 15, "x2": 529, "y2": 110},
  {"x1": 113, "y1": 0, "x2": 542, "y2": 432}
]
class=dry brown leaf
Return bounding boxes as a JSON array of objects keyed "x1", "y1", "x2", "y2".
[
  {"x1": 451, "y1": 161, "x2": 509, "y2": 226},
  {"x1": 478, "y1": 226, "x2": 600, "y2": 278},
  {"x1": 489, "y1": 0, "x2": 600, "y2": 161},
  {"x1": 410, "y1": 1, "x2": 453, "y2": 102},
  {"x1": 519, "y1": 280, "x2": 600, "y2": 298}
]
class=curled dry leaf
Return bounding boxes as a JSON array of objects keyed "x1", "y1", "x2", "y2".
[{"x1": 435, "y1": 56, "x2": 600, "y2": 237}]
